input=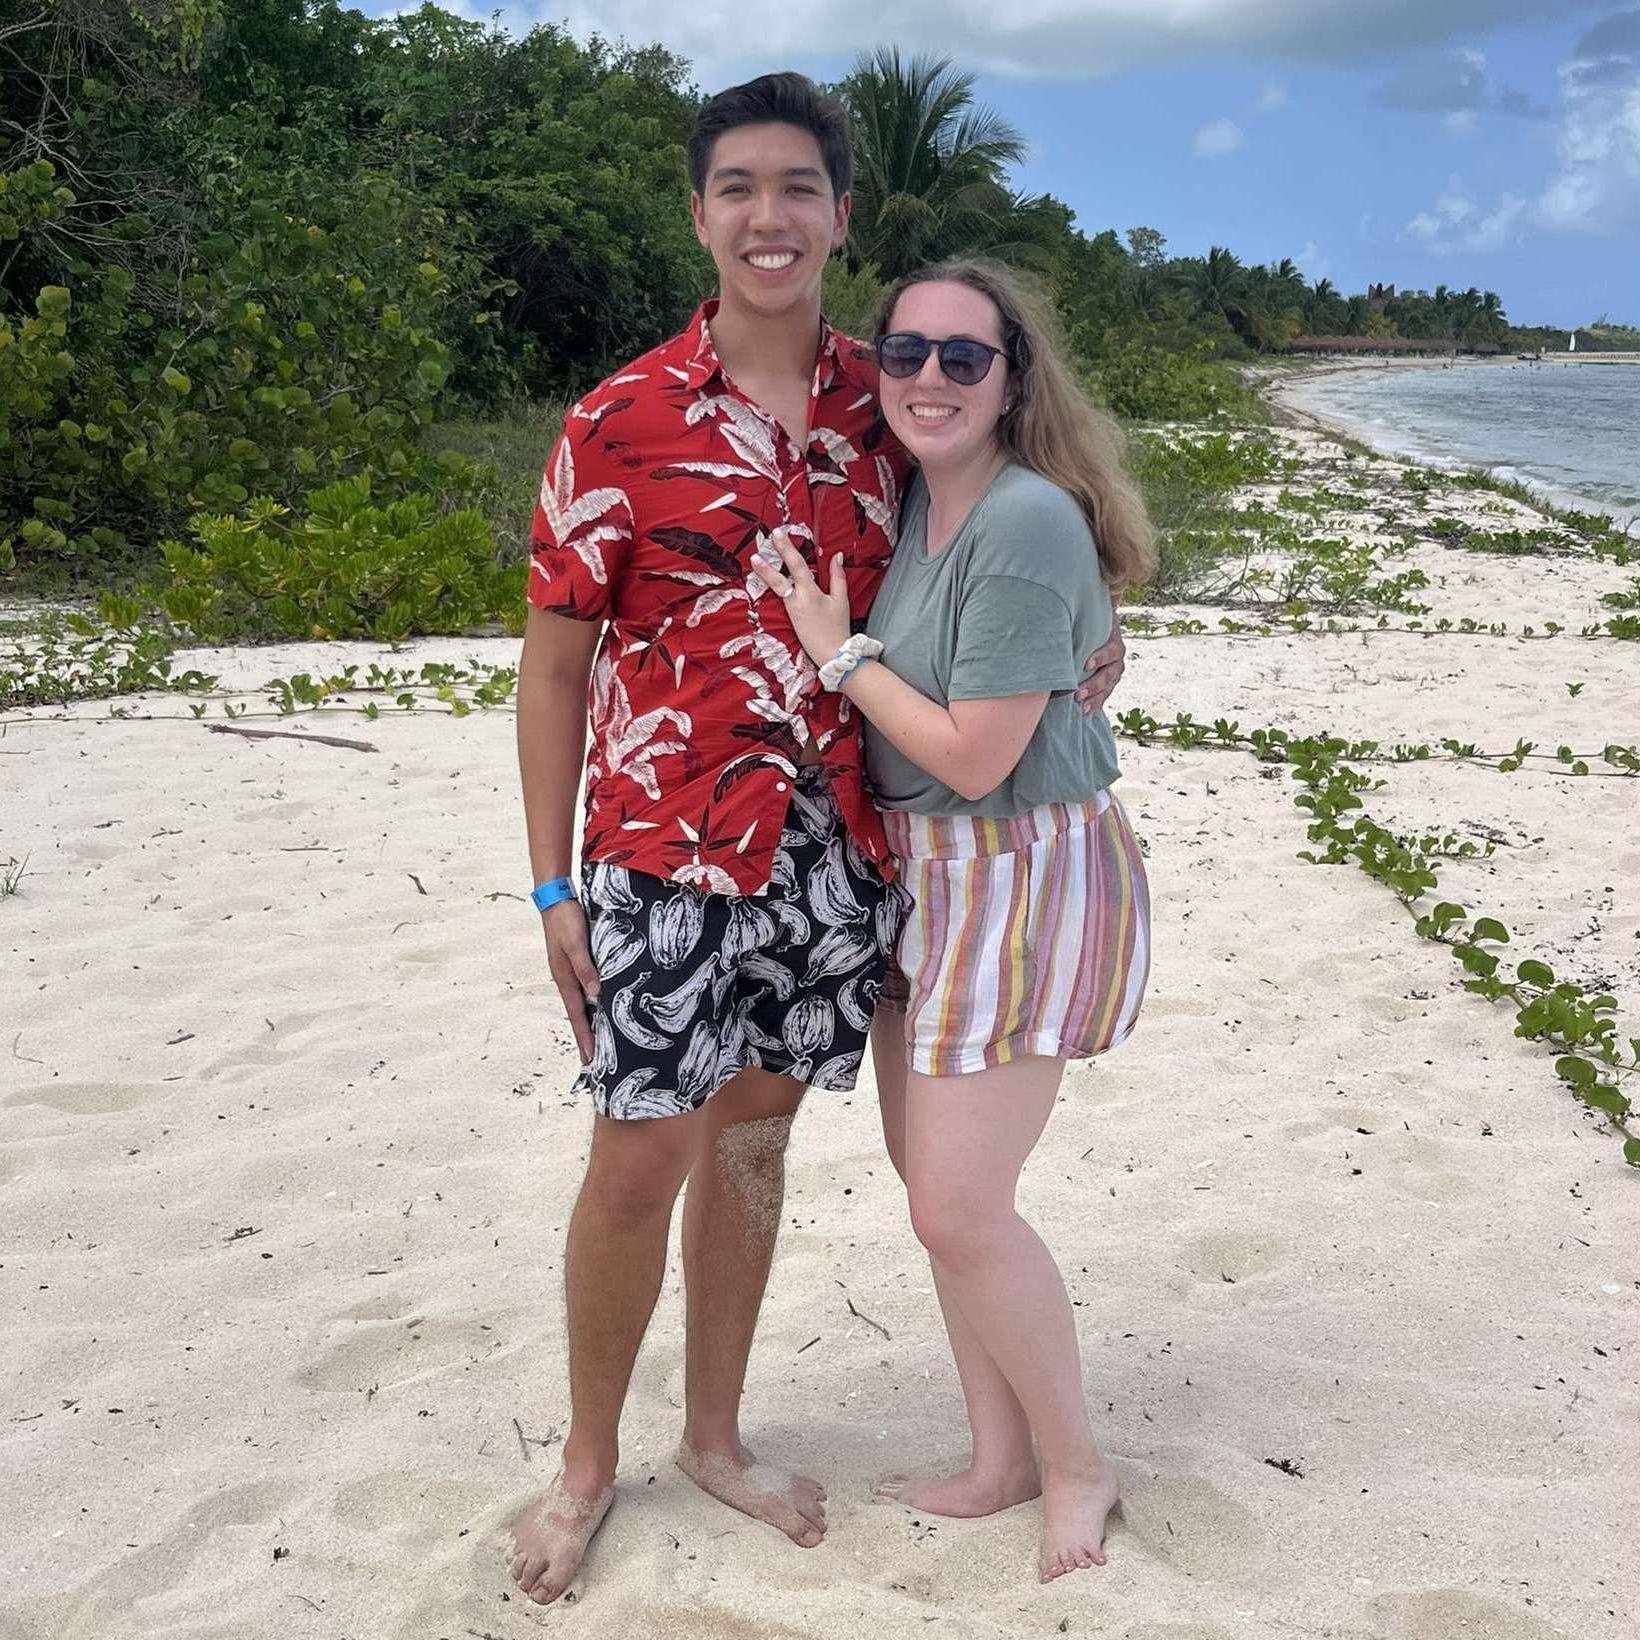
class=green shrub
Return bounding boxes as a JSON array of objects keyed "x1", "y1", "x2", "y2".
[
  {"x1": 2, "y1": 161, "x2": 457, "y2": 578},
  {"x1": 1086, "y1": 342, "x2": 1262, "y2": 423},
  {"x1": 423, "y1": 400, "x2": 566, "y2": 562},
  {"x1": 138, "y1": 475, "x2": 523, "y2": 644}
]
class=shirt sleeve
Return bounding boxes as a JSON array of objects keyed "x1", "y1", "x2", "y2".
[
  {"x1": 947, "y1": 574, "x2": 1080, "y2": 700},
  {"x1": 526, "y1": 407, "x2": 635, "y2": 622}
]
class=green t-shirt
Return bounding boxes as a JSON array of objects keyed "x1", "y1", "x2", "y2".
[{"x1": 862, "y1": 462, "x2": 1121, "y2": 817}]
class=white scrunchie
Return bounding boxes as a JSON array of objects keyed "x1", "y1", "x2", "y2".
[{"x1": 819, "y1": 633, "x2": 884, "y2": 691}]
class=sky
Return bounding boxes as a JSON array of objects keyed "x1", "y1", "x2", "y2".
[{"x1": 368, "y1": 2, "x2": 1640, "y2": 328}]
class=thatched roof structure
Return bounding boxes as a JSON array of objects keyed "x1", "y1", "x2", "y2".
[{"x1": 1284, "y1": 336, "x2": 1502, "y2": 356}]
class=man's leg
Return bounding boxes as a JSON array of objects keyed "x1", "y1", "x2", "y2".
[
  {"x1": 509, "y1": 1108, "x2": 701, "y2": 1605},
  {"x1": 675, "y1": 1066, "x2": 827, "y2": 1545}
]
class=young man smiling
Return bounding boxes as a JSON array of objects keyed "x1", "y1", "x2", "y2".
[{"x1": 508, "y1": 73, "x2": 1126, "y2": 1605}]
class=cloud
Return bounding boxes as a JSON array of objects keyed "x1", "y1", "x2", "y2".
[
  {"x1": 1538, "y1": 7, "x2": 1640, "y2": 229},
  {"x1": 1371, "y1": 46, "x2": 1551, "y2": 119},
  {"x1": 1193, "y1": 119, "x2": 1246, "y2": 157},
  {"x1": 1404, "y1": 177, "x2": 1528, "y2": 250},
  {"x1": 495, "y1": 2, "x2": 1610, "y2": 85},
  {"x1": 1444, "y1": 108, "x2": 1479, "y2": 134},
  {"x1": 1402, "y1": 13, "x2": 1639, "y2": 243},
  {"x1": 1256, "y1": 82, "x2": 1289, "y2": 112},
  {"x1": 1295, "y1": 239, "x2": 1329, "y2": 276}
]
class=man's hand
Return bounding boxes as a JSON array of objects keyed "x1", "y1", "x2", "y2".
[
  {"x1": 1075, "y1": 622, "x2": 1127, "y2": 717},
  {"x1": 543, "y1": 898, "x2": 600, "y2": 1062}
]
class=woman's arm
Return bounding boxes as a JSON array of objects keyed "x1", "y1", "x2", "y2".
[
  {"x1": 750, "y1": 538, "x2": 1049, "y2": 803},
  {"x1": 837, "y1": 662, "x2": 1047, "y2": 802}
]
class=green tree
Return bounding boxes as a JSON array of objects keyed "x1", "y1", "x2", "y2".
[{"x1": 840, "y1": 48, "x2": 1055, "y2": 280}]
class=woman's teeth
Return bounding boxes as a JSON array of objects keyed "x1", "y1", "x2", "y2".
[{"x1": 908, "y1": 405, "x2": 957, "y2": 424}]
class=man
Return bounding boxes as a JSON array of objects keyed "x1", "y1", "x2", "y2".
[{"x1": 509, "y1": 72, "x2": 1126, "y2": 1606}]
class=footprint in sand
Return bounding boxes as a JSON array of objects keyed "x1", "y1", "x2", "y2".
[
  {"x1": 2, "y1": 1082, "x2": 163, "y2": 1115},
  {"x1": 325, "y1": 1293, "x2": 418, "y2": 1324},
  {"x1": 1180, "y1": 1229, "x2": 1283, "y2": 1285},
  {"x1": 1124, "y1": 1625, "x2": 1241, "y2": 1640},
  {"x1": 0, "y1": 1149, "x2": 30, "y2": 1186},
  {"x1": 53, "y1": 1480, "x2": 295, "y2": 1612},
  {"x1": 1370, "y1": 1589, "x2": 1574, "y2": 1640},
  {"x1": 1117, "y1": 1472, "x2": 1266, "y2": 1583},
  {"x1": 301, "y1": 1313, "x2": 498, "y2": 1394},
  {"x1": 1379, "y1": 1132, "x2": 1475, "y2": 1205},
  {"x1": 332, "y1": 1470, "x2": 493, "y2": 1540}
]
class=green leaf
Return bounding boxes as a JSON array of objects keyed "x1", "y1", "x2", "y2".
[
  {"x1": 1554, "y1": 1055, "x2": 1595, "y2": 1088},
  {"x1": 1471, "y1": 918, "x2": 1509, "y2": 944},
  {"x1": 1517, "y1": 960, "x2": 1555, "y2": 988},
  {"x1": 1624, "y1": 1138, "x2": 1640, "y2": 1168},
  {"x1": 160, "y1": 366, "x2": 192, "y2": 396},
  {"x1": 1580, "y1": 1084, "x2": 1631, "y2": 1119}
]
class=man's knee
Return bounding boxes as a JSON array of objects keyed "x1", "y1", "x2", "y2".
[
  {"x1": 703, "y1": 1065, "x2": 807, "y2": 1130},
  {"x1": 584, "y1": 1114, "x2": 697, "y2": 1230}
]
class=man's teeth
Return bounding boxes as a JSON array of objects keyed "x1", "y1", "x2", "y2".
[
  {"x1": 909, "y1": 406, "x2": 956, "y2": 423},
  {"x1": 747, "y1": 251, "x2": 797, "y2": 270}
]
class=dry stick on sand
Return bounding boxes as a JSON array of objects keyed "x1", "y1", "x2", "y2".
[
  {"x1": 837, "y1": 1281, "x2": 891, "y2": 1340},
  {"x1": 205, "y1": 723, "x2": 379, "y2": 753}
]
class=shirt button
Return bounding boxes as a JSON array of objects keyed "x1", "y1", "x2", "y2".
[{"x1": 775, "y1": 781, "x2": 788, "y2": 792}]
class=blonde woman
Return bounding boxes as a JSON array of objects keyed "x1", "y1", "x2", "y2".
[{"x1": 751, "y1": 258, "x2": 1153, "y2": 1583}]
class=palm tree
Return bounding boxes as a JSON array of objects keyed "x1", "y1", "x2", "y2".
[
  {"x1": 1182, "y1": 245, "x2": 1251, "y2": 331},
  {"x1": 1302, "y1": 277, "x2": 1348, "y2": 335},
  {"x1": 1268, "y1": 258, "x2": 1306, "y2": 310},
  {"x1": 840, "y1": 49, "x2": 1054, "y2": 280}
]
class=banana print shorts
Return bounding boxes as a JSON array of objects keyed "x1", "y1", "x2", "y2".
[{"x1": 574, "y1": 766, "x2": 909, "y2": 1120}]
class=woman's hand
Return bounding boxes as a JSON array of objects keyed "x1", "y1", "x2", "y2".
[{"x1": 750, "y1": 530, "x2": 852, "y2": 666}]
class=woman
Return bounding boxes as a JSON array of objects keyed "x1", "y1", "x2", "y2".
[{"x1": 751, "y1": 258, "x2": 1154, "y2": 1583}]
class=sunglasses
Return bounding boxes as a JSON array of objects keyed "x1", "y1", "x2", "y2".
[{"x1": 875, "y1": 331, "x2": 1010, "y2": 387}]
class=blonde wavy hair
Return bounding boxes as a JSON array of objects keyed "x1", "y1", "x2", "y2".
[{"x1": 874, "y1": 258, "x2": 1156, "y2": 593}]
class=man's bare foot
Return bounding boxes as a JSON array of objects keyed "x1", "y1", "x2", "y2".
[
  {"x1": 506, "y1": 1469, "x2": 615, "y2": 1606},
  {"x1": 676, "y1": 1437, "x2": 827, "y2": 1547},
  {"x1": 872, "y1": 1457, "x2": 1041, "y2": 1518},
  {"x1": 1038, "y1": 1457, "x2": 1121, "y2": 1582}
]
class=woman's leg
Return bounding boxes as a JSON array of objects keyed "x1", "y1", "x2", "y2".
[
  {"x1": 902, "y1": 1053, "x2": 1119, "y2": 1579},
  {"x1": 871, "y1": 1011, "x2": 1040, "y2": 1514}
]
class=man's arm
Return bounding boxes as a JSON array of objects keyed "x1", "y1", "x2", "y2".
[
  {"x1": 1075, "y1": 599, "x2": 1127, "y2": 716},
  {"x1": 518, "y1": 604, "x2": 603, "y2": 1062}
]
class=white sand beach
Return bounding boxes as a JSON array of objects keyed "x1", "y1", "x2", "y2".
[{"x1": 4, "y1": 429, "x2": 1638, "y2": 1640}]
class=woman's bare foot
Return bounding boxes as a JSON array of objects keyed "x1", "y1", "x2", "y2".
[
  {"x1": 1038, "y1": 1457, "x2": 1121, "y2": 1582},
  {"x1": 873, "y1": 1457, "x2": 1041, "y2": 1518},
  {"x1": 676, "y1": 1437, "x2": 827, "y2": 1546},
  {"x1": 506, "y1": 1468, "x2": 615, "y2": 1606}
]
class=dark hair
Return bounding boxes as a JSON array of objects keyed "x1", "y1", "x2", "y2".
[{"x1": 688, "y1": 72, "x2": 854, "y2": 200}]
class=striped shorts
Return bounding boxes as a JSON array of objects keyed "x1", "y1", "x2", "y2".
[{"x1": 881, "y1": 787, "x2": 1150, "y2": 1077}]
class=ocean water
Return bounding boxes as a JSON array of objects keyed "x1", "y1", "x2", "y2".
[{"x1": 1281, "y1": 360, "x2": 1640, "y2": 526}]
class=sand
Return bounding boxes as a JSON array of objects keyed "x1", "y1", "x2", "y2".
[{"x1": 3, "y1": 427, "x2": 1638, "y2": 1640}]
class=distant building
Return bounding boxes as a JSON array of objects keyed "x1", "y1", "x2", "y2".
[{"x1": 1367, "y1": 283, "x2": 1396, "y2": 312}]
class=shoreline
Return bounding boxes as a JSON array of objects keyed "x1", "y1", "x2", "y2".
[{"x1": 1256, "y1": 356, "x2": 1640, "y2": 530}]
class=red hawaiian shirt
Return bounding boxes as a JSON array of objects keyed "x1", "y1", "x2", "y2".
[{"x1": 527, "y1": 302, "x2": 912, "y2": 896}]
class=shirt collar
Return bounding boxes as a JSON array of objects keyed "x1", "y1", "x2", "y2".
[{"x1": 673, "y1": 300, "x2": 878, "y2": 398}]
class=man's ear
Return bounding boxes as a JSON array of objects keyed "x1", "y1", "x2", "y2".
[
  {"x1": 690, "y1": 190, "x2": 710, "y2": 249},
  {"x1": 832, "y1": 189, "x2": 852, "y2": 252}
]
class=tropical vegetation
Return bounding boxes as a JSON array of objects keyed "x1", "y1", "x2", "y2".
[{"x1": 2, "y1": 2, "x2": 1631, "y2": 600}]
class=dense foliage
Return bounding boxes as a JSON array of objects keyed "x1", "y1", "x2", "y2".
[{"x1": 2, "y1": 3, "x2": 1627, "y2": 598}]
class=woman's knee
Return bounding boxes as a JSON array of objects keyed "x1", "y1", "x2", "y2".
[{"x1": 907, "y1": 1181, "x2": 1004, "y2": 1269}]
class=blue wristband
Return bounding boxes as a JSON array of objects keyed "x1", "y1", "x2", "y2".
[{"x1": 531, "y1": 876, "x2": 576, "y2": 913}]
